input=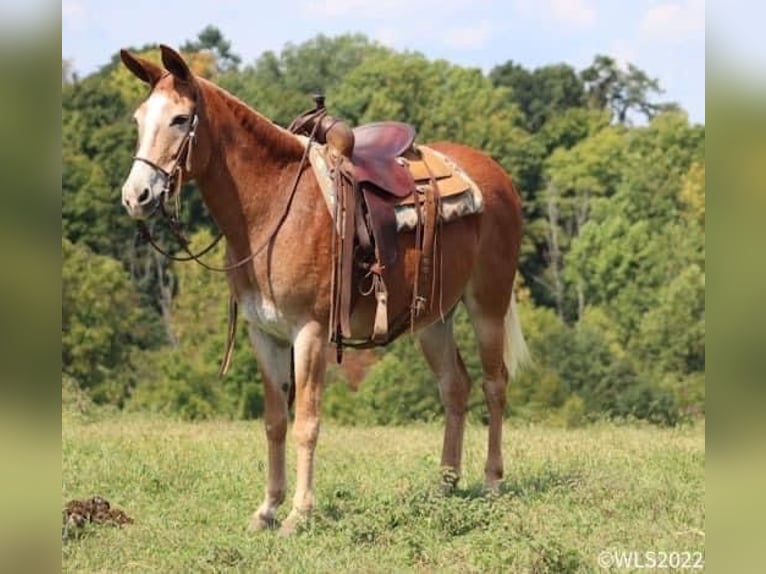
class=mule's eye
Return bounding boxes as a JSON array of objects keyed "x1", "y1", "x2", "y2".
[{"x1": 170, "y1": 114, "x2": 189, "y2": 127}]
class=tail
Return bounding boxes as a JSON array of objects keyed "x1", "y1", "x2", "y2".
[{"x1": 503, "y1": 290, "x2": 532, "y2": 378}]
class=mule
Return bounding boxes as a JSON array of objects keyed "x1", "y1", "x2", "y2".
[{"x1": 119, "y1": 45, "x2": 529, "y2": 534}]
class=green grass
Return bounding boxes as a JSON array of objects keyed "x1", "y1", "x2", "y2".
[{"x1": 62, "y1": 413, "x2": 704, "y2": 573}]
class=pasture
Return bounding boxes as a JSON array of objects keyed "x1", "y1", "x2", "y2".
[{"x1": 62, "y1": 413, "x2": 704, "y2": 572}]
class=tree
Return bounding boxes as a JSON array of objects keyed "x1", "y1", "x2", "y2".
[
  {"x1": 62, "y1": 58, "x2": 75, "y2": 85},
  {"x1": 680, "y1": 162, "x2": 705, "y2": 224},
  {"x1": 580, "y1": 54, "x2": 677, "y2": 124},
  {"x1": 509, "y1": 304, "x2": 679, "y2": 425},
  {"x1": 181, "y1": 25, "x2": 241, "y2": 72},
  {"x1": 539, "y1": 124, "x2": 627, "y2": 317},
  {"x1": 62, "y1": 239, "x2": 160, "y2": 404},
  {"x1": 606, "y1": 110, "x2": 705, "y2": 224},
  {"x1": 566, "y1": 113, "x2": 705, "y2": 345},
  {"x1": 487, "y1": 64, "x2": 600, "y2": 302},
  {"x1": 632, "y1": 265, "x2": 705, "y2": 376},
  {"x1": 221, "y1": 34, "x2": 391, "y2": 126},
  {"x1": 490, "y1": 60, "x2": 585, "y2": 132},
  {"x1": 535, "y1": 107, "x2": 611, "y2": 154},
  {"x1": 332, "y1": 52, "x2": 528, "y2": 179}
]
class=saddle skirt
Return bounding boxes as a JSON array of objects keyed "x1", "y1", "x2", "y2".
[{"x1": 304, "y1": 140, "x2": 484, "y2": 232}]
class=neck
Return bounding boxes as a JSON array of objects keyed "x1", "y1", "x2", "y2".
[{"x1": 192, "y1": 78, "x2": 306, "y2": 259}]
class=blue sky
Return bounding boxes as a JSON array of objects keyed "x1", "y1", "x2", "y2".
[{"x1": 62, "y1": 0, "x2": 707, "y2": 124}]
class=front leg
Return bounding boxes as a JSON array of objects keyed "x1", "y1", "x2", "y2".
[
  {"x1": 246, "y1": 327, "x2": 292, "y2": 531},
  {"x1": 280, "y1": 321, "x2": 326, "y2": 535}
]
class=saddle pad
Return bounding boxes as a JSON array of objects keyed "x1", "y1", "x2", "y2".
[
  {"x1": 303, "y1": 139, "x2": 484, "y2": 232},
  {"x1": 393, "y1": 145, "x2": 484, "y2": 230}
]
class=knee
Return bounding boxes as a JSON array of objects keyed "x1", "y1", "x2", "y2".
[{"x1": 264, "y1": 417, "x2": 287, "y2": 442}]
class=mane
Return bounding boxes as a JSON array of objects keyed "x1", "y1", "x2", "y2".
[{"x1": 196, "y1": 77, "x2": 305, "y2": 158}]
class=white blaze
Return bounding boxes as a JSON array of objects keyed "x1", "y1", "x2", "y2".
[{"x1": 135, "y1": 92, "x2": 171, "y2": 159}]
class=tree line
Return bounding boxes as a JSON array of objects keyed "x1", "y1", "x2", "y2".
[{"x1": 62, "y1": 27, "x2": 705, "y2": 426}]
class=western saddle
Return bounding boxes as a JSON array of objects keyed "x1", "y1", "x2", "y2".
[{"x1": 288, "y1": 96, "x2": 443, "y2": 360}]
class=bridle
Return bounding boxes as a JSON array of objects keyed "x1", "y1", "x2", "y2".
[
  {"x1": 133, "y1": 113, "x2": 198, "y2": 193},
  {"x1": 135, "y1": 84, "x2": 321, "y2": 273},
  {"x1": 133, "y1": 79, "x2": 200, "y2": 213},
  {"x1": 133, "y1": 89, "x2": 232, "y2": 270}
]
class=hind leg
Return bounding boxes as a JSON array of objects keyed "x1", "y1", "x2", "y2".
[
  {"x1": 464, "y1": 293, "x2": 509, "y2": 489},
  {"x1": 418, "y1": 316, "x2": 472, "y2": 489}
]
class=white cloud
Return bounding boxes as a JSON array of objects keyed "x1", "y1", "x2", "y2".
[
  {"x1": 549, "y1": 0, "x2": 595, "y2": 28},
  {"x1": 513, "y1": 0, "x2": 595, "y2": 30},
  {"x1": 444, "y1": 20, "x2": 493, "y2": 50},
  {"x1": 62, "y1": 0, "x2": 85, "y2": 22},
  {"x1": 373, "y1": 27, "x2": 399, "y2": 47},
  {"x1": 62, "y1": 0, "x2": 90, "y2": 32},
  {"x1": 303, "y1": 0, "x2": 484, "y2": 19},
  {"x1": 304, "y1": 0, "x2": 414, "y2": 18},
  {"x1": 640, "y1": 0, "x2": 704, "y2": 42},
  {"x1": 608, "y1": 39, "x2": 637, "y2": 70}
]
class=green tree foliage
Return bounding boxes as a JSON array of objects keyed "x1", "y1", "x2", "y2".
[
  {"x1": 561, "y1": 112, "x2": 705, "y2": 417},
  {"x1": 535, "y1": 107, "x2": 612, "y2": 155},
  {"x1": 333, "y1": 52, "x2": 529, "y2": 182},
  {"x1": 511, "y1": 304, "x2": 679, "y2": 426},
  {"x1": 490, "y1": 60, "x2": 585, "y2": 132},
  {"x1": 62, "y1": 55, "x2": 151, "y2": 260},
  {"x1": 632, "y1": 264, "x2": 705, "y2": 414},
  {"x1": 539, "y1": 124, "x2": 628, "y2": 316},
  {"x1": 221, "y1": 34, "x2": 391, "y2": 126},
  {"x1": 181, "y1": 25, "x2": 242, "y2": 72},
  {"x1": 565, "y1": 111, "x2": 705, "y2": 322},
  {"x1": 328, "y1": 339, "x2": 442, "y2": 426},
  {"x1": 580, "y1": 54, "x2": 677, "y2": 124},
  {"x1": 62, "y1": 239, "x2": 159, "y2": 404},
  {"x1": 61, "y1": 29, "x2": 704, "y2": 426}
]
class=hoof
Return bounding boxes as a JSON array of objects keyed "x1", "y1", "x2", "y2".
[
  {"x1": 247, "y1": 512, "x2": 279, "y2": 532},
  {"x1": 440, "y1": 467, "x2": 460, "y2": 494},
  {"x1": 278, "y1": 510, "x2": 308, "y2": 536},
  {"x1": 483, "y1": 478, "x2": 503, "y2": 496}
]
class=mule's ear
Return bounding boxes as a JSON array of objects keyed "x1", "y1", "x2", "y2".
[
  {"x1": 160, "y1": 45, "x2": 193, "y2": 83},
  {"x1": 120, "y1": 49, "x2": 163, "y2": 85}
]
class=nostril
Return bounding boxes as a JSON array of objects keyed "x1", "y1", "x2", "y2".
[{"x1": 137, "y1": 188, "x2": 151, "y2": 204}]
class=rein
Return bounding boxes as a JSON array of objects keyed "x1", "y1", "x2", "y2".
[{"x1": 137, "y1": 102, "x2": 322, "y2": 274}]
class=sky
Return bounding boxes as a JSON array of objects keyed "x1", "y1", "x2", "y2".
[{"x1": 60, "y1": 0, "x2": 710, "y2": 124}]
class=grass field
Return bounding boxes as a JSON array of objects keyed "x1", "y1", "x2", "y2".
[{"x1": 62, "y1": 413, "x2": 704, "y2": 573}]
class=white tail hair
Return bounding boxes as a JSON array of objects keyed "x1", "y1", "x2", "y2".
[{"x1": 503, "y1": 290, "x2": 532, "y2": 378}]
